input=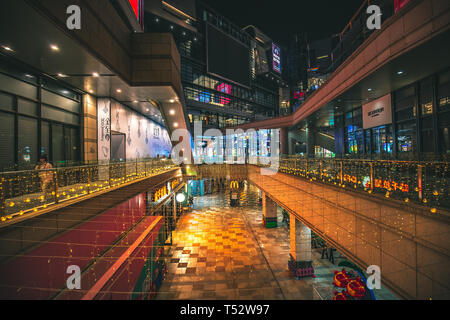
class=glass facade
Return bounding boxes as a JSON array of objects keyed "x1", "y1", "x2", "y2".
[
  {"x1": 145, "y1": 5, "x2": 281, "y2": 129},
  {"x1": 0, "y1": 59, "x2": 81, "y2": 171}
]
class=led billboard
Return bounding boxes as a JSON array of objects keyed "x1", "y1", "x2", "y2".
[{"x1": 272, "y1": 43, "x2": 281, "y2": 74}]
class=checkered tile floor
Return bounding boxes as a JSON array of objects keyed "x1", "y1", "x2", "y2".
[{"x1": 157, "y1": 184, "x2": 397, "y2": 300}]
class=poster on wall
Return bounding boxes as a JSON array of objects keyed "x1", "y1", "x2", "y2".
[
  {"x1": 98, "y1": 98, "x2": 111, "y2": 162},
  {"x1": 110, "y1": 100, "x2": 172, "y2": 160},
  {"x1": 362, "y1": 94, "x2": 392, "y2": 129}
]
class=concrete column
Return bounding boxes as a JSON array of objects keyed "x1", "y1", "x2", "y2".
[
  {"x1": 306, "y1": 127, "x2": 315, "y2": 157},
  {"x1": 289, "y1": 215, "x2": 313, "y2": 273},
  {"x1": 280, "y1": 127, "x2": 288, "y2": 156},
  {"x1": 173, "y1": 196, "x2": 177, "y2": 223},
  {"x1": 262, "y1": 192, "x2": 277, "y2": 228}
]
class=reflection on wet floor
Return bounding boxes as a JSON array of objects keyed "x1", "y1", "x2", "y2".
[{"x1": 157, "y1": 184, "x2": 397, "y2": 300}]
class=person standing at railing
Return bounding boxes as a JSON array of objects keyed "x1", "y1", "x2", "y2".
[{"x1": 35, "y1": 154, "x2": 53, "y2": 202}]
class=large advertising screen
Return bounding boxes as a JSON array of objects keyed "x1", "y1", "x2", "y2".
[
  {"x1": 207, "y1": 24, "x2": 251, "y2": 86},
  {"x1": 272, "y1": 43, "x2": 281, "y2": 74}
]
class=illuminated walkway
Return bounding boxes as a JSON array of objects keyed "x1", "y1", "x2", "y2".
[{"x1": 157, "y1": 185, "x2": 397, "y2": 300}]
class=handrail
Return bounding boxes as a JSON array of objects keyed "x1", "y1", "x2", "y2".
[{"x1": 0, "y1": 158, "x2": 178, "y2": 223}]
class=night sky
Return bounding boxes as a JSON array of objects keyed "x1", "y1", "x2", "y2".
[{"x1": 204, "y1": 0, "x2": 365, "y2": 46}]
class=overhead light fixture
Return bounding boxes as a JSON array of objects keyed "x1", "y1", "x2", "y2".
[
  {"x1": 169, "y1": 99, "x2": 176, "y2": 103},
  {"x1": 173, "y1": 122, "x2": 179, "y2": 128},
  {"x1": 397, "y1": 70, "x2": 404, "y2": 75},
  {"x1": 1, "y1": 45, "x2": 13, "y2": 52},
  {"x1": 368, "y1": 88, "x2": 372, "y2": 92},
  {"x1": 25, "y1": 74, "x2": 34, "y2": 78},
  {"x1": 169, "y1": 109, "x2": 175, "y2": 115},
  {"x1": 92, "y1": 72, "x2": 99, "y2": 77},
  {"x1": 170, "y1": 25, "x2": 174, "y2": 30},
  {"x1": 57, "y1": 73, "x2": 67, "y2": 78},
  {"x1": 146, "y1": 108, "x2": 150, "y2": 112},
  {"x1": 62, "y1": 90, "x2": 69, "y2": 94},
  {"x1": 133, "y1": 100, "x2": 138, "y2": 103},
  {"x1": 116, "y1": 89, "x2": 122, "y2": 93},
  {"x1": 50, "y1": 44, "x2": 60, "y2": 51},
  {"x1": 89, "y1": 90, "x2": 94, "y2": 94}
]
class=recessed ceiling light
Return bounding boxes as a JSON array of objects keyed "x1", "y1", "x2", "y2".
[
  {"x1": 173, "y1": 122, "x2": 179, "y2": 128},
  {"x1": 89, "y1": 90, "x2": 94, "y2": 94},
  {"x1": 92, "y1": 72, "x2": 99, "y2": 77},
  {"x1": 62, "y1": 90, "x2": 69, "y2": 94},
  {"x1": 397, "y1": 71, "x2": 404, "y2": 75},
  {"x1": 169, "y1": 109, "x2": 175, "y2": 115},
  {"x1": 133, "y1": 100, "x2": 138, "y2": 103},
  {"x1": 25, "y1": 74, "x2": 34, "y2": 78},
  {"x1": 169, "y1": 99, "x2": 175, "y2": 103},
  {"x1": 368, "y1": 88, "x2": 372, "y2": 92},
  {"x1": 116, "y1": 89, "x2": 122, "y2": 93},
  {"x1": 2, "y1": 45, "x2": 13, "y2": 52},
  {"x1": 57, "y1": 73, "x2": 67, "y2": 78},
  {"x1": 50, "y1": 44, "x2": 60, "y2": 51}
]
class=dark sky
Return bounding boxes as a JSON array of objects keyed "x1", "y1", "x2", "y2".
[{"x1": 203, "y1": 0, "x2": 364, "y2": 46}]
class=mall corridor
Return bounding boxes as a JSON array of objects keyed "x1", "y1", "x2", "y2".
[{"x1": 156, "y1": 185, "x2": 397, "y2": 300}]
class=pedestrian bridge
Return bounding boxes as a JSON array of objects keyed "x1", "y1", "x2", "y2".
[{"x1": 191, "y1": 159, "x2": 450, "y2": 300}]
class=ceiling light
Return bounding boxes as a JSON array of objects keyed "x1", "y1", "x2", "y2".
[
  {"x1": 368, "y1": 88, "x2": 372, "y2": 92},
  {"x1": 170, "y1": 25, "x2": 174, "y2": 30},
  {"x1": 116, "y1": 89, "x2": 122, "y2": 93},
  {"x1": 57, "y1": 73, "x2": 67, "y2": 78},
  {"x1": 89, "y1": 90, "x2": 94, "y2": 94},
  {"x1": 62, "y1": 90, "x2": 69, "y2": 94},
  {"x1": 133, "y1": 100, "x2": 138, "y2": 103},
  {"x1": 146, "y1": 108, "x2": 150, "y2": 112},
  {"x1": 1, "y1": 45, "x2": 13, "y2": 52},
  {"x1": 50, "y1": 44, "x2": 60, "y2": 51},
  {"x1": 25, "y1": 74, "x2": 34, "y2": 78},
  {"x1": 92, "y1": 72, "x2": 99, "y2": 77},
  {"x1": 397, "y1": 70, "x2": 404, "y2": 75},
  {"x1": 173, "y1": 122, "x2": 179, "y2": 128},
  {"x1": 169, "y1": 99, "x2": 176, "y2": 103},
  {"x1": 169, "y1": 109, "x2": 175, "y2": 115}
]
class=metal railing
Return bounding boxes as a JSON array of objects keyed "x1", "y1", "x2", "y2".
[
  {"x1": 254, "y1": 155, "x2": 449, "y2": 211},
  {"x1": 0, "y1": 159, "x2": 178, "y2": 222}
]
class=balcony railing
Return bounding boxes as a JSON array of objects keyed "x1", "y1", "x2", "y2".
[
  {"x1": 0, "y1": 159, "x2": 178, "y2": 223},
  {"x1": 253, "y1": 155, "x2": 449, "y2": 212}
]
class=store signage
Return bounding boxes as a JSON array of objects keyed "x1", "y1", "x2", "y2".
[
  {"x1": 272, "y1": 43, "x2": 281, "y2": 74},
  {"x1": 171, "y1": 179, "x2": 180, "y2": 190},
  {"x1": 153, "y1": 185, "x2": 168, "y2": 202},
  {"x1": 230, "y1": 181, "x2": 239, "y2": 190},
  {"x1": 216, "y1": 83, "x2": 231, "y2": 105},
  {"x1": 362, "y1": 94, "x2": 392, "y2": 129}
]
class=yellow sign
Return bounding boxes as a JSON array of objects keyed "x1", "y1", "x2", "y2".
[
  {"x1": 230, "y1": 181, "x2": 240, "y2": 190},
  {"x1": 154, "y1": 185, "x2": 168, "y2": 202},
  {"x1": 171, "y1": 179, "x2": 180, "y2": 190}
]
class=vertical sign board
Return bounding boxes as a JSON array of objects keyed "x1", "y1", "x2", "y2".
[
  {"x1": 98, "y1": 98, "x2": 111, "y2": 181},
  {"x1": 362, "y1": 94, "x2": 392, "y2": 129},
  {"x1": 272, "y1": 43, "x2": 281, "y2": 74},
  {"x1": 128, "y1": 0, "x2": 140, "y2": 20}
]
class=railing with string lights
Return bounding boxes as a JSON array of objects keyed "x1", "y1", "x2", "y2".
[
  {"x1": 0, "y1": 159, "x2": 177, "y2": 223},
  {"x1": 255, "y1": 156, "x2": 449, "y2": 212}
]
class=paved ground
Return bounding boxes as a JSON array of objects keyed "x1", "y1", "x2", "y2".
[{"x1": 157, "y1": 183, "x2": 397, "y2": 300}]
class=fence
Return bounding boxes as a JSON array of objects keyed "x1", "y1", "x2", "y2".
[{"x1": 0, "y1": 159, "x2": 177, "y2": 221}]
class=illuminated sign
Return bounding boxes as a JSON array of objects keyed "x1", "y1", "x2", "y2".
[
  {"x1": 216, "y1": 83, "x2": 231, "y2": 105},
  {"x1": 128, "y1": 0, "x2": 140, "y2": 20},
  {"x1": 293, "y1": 91, "x2": 306, "y2": 100},
  {"x1": 153, "y1": 185, "x2": 168, "y2": 202},
  {"x1": 230, "y1": 181, "x2": 240, "y2": 190},
  {"x1": 362, "y1": 94, "x2": 392, "y2": 129},
  {"x1": 171, "y1": 179, "x2": 180, "y2": 190},
  {"x1": 272, "y1": 43, "x2": 281, "y2": 74}
]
